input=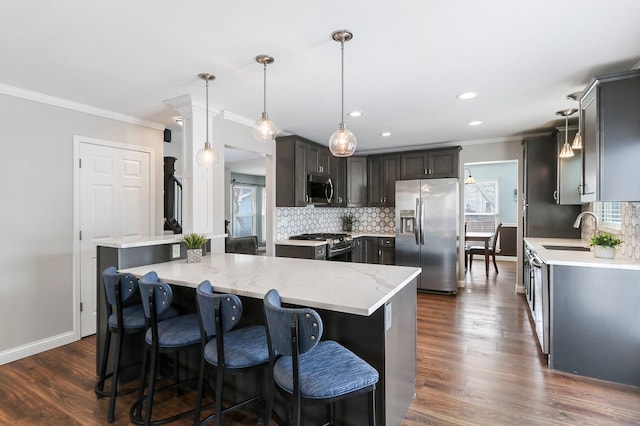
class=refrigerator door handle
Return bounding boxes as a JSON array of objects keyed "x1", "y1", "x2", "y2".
[
  {"x1": 414, "y1": 198, "x2": 420, "y2": 245},
  {"x1": 419, "y1": 198, "x2": 425, "y2": 245}
]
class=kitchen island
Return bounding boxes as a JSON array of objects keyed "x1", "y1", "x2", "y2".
[
  {"x1": 118, "y1": 253, "x2": 421, "y2": 425},
  {"x1": 525, "y1": 238, "x2": 640, "y2": 387}
]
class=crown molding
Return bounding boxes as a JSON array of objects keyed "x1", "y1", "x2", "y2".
[{"x1": 0, "y1": 83, "x2": 164, "y2": 130}]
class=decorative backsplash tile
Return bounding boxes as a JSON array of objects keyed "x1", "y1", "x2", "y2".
[
  {"x1": 582, "y1": 202, "x2": 640, "y2": 262},
  {"x1": 276, "y1": 207, "x2": 395, "y2": 240}
]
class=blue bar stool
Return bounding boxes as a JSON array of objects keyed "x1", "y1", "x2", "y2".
[
  {"x1": 129, "y1": 271, "x2": 201, "y2": 425},
  {"x1": 193, "y1": 280, "x2": 270, "y2": 425},
  {"x1": 262, "y1": 288, "x2": 379, "y2": 426},
  {"x1": 95, "y1": 266, "x2": 167, "y2": 423}
]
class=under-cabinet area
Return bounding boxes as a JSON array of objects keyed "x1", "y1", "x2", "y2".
[{"x1": 524, "y1": 238, "x2": 640, "y2": 387}]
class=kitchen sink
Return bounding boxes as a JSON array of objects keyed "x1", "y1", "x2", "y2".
[{"x1": 542, "y1": 244, "x2": 591, "y2": 251}]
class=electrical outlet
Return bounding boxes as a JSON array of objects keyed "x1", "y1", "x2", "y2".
[{"x1": 172, "y1": 244, "x2": 181, "y2": 258}]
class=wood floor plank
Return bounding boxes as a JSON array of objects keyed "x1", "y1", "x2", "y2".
[{"x1": 1, "y1": 260, "x2": 639, "y2": 425}]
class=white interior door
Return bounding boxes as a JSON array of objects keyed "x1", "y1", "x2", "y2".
[{"x1": 79, "y1": 141, "x2": 151, "y2": 337}]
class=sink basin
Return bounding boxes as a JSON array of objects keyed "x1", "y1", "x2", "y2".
[{"x1": 542, "y1": 244, "x2": 591, "y2": 252}]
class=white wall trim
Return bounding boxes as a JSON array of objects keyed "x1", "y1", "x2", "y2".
[
  {"x1": 0, "y1": 82, "x2": 165, "y2": 130},
  {"x1": 0, "y1": 331, "x2": 75, "y2": 366}
]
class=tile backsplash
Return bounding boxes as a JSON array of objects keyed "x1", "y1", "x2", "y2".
[
  {"x1": 276, "y1": 206, "x2": 395, "y2": 240},
  {"x1": 582, "y1": 202, "x2": 640, "y2": 262}
]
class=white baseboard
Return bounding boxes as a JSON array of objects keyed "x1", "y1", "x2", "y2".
[{"x1": 0, "y1": 331, "x2": 77, "y2": 366}]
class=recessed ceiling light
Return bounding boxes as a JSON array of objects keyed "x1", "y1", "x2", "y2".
[
  {"x1": 380, "y1": 132, "x2": 392, "y2": 137},
  {"x1": 457, "y1": 92, "x2": 478, "y2": 100},
  {"x1": 348, "y1": 111, "x2": 363, "y2": 117},
  {"x1": 468, "y1": 120, "x2": 483, "y2": 126}
]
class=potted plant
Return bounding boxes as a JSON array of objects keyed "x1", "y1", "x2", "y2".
[
  {"x1": 183, "y1": 233, "x2": 208, "y2": 263},
  {"x1": 589, "y1": 231, "x2": 622, "y2": 259},
  {"x1": 341, "y1": 214, "x2": 356, "y2": 232}
]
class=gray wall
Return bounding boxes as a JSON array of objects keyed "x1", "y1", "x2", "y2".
[{"x1": 0, "y1": 93, "x2": 163, "y2": 362}]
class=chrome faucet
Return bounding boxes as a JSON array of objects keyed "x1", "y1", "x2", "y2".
[{"x1": 573, "y1": 211, "x2": 599, "y2": 234}]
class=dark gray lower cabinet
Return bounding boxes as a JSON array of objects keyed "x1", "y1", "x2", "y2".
[
  {"x1": 353, "y1": 237, "x2": 395, "y2": 265},
  {"x1": 276, "y1": 244, "x2": 326, "y2": 260},
  {"x1": 550, "y1": 265, "x2": 640, "y2": 387}
]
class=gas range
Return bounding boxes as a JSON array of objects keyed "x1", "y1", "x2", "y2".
[{"x1": 290, "y1": 233, "x2": 353, "y2": 259}]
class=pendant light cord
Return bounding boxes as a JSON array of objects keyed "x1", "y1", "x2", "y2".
[
  {"x1": 205, "y1": 78, "x2": 209, "y2": 143},
  {"x1": 340, "y1": 39, "x2": 345, "y2": 127},
  {"x1": 263, "y1": 63, "x2": 267, "y2": 114}
]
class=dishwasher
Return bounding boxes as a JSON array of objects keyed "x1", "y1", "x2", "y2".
[{"x1": 525, "y1": 245, "x2": 550, "y2": 354}]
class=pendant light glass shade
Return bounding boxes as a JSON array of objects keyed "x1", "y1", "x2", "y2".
[
  {"x1": 464, "y1": 168, "x2": 476, "y2": 185},
  {"x1": 329, "y1": 30, "x2": 357, "y2": 157},
  {"x1": 571, "y1": 132, "x2": 583, "y2": 150},
  {"x1": 557, "y1": 109, "x2": 577, "y2": 159},
  {"x1": 253, "y1": 55, "x2": 277, "y2": 142},
  {"x1": 196, "y1": 73, "x2": 218, "y2": 167}
]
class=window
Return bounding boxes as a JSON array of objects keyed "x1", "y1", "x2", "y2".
[
  {"x1": 231, "y1": 183, "x2": 266, "y2": 245},
  {"x1": 464, "y1": 179, "x2": 499, "y2": 232},
  {"x1": 593, "y1": 202, "x2": 622, "y2": 230}
]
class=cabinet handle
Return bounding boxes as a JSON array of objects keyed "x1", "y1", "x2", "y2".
[
  {"x1": 553, "y1": 190, "x2": 557, "y2": 200},
  {"x1": 378, "y1": 249, "x2": 382, "y2": 256},
  {"x1": 577, "y1": 184, "x2": 583, "y2": 195},
  {"x1": 424, "y1": 169, "x2": 428, "y2": 175}
]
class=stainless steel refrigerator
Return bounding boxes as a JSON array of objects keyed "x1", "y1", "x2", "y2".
[{"x1": 395, "y1": 178, "x2": 459, "y2": 293}]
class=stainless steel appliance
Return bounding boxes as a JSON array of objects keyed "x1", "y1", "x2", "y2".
[
  {"x1": 395, "y1": 178, "x2": 459, "y2": 293},
  {"x1": 524, "y1": 244, "x2": 549, "y2": 354},
  {"x1": 290, "y1": 233, "x2": 352, "y2": 261},
  {"x1": 307, "y1": 175, "x2": 334, "y2": 205}
]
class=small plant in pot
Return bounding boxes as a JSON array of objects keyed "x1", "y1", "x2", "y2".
[
  {"x1": 341, "y1": 214, "x2": 356, "y2": 232},
  {"x1": 183, "y1": 233, "x2": 207, "y2": 263},
  {"x1": 589, "y1": 232, "x2": 622, "y2": 259}
]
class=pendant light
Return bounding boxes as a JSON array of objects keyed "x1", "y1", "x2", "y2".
[
  {"x1": 557, "y1": 108, "x2": 577, "y2": 159},
  {"x1": 196, "y1": 73, "x2": 218, "y2": 167},
  {"x1": 464, "y1": 168, "x2": 476, "y2": 185},
  {"x1": 253, "y1": 55, "x2": 278, "y2": 142},
  {"x1": 566, "y1": 92, "x2": 583, "y2": 149},
  {"x1": 329, "y1": 29, "x2": 357, "y2": 157}
]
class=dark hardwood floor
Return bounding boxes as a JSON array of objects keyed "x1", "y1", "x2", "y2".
[{"x1": 1, "y1": 260, "x2": 639, "y2": 425}]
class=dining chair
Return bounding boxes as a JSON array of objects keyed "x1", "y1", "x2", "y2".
[
  {"x1": 130, "y1": 271, "x2": 201, "y2": 425},
  {"x1": 467, "y1": 222, "x2": 503, "y2": 273},
  {"x1": 262, "y1": 288, "x2": 379, "y2": 426},
  {"x1": 193, "y1": 280, "x2": 269, "y2": 425}
]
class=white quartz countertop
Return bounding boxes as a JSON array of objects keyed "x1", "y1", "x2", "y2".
[
  {"x1": 525, "y1": 238, "x2": 640, "y2": 270},
  {"x1": 119, "y1": 253, "x2": 421, "y2": 316},
  {"x1": 96, "y1": 234, "x2": 227, "y2": 249}
]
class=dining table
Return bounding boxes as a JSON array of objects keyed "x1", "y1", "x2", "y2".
[{"x1": 465, "y1": 231, "x2": 494, "y2": 276}]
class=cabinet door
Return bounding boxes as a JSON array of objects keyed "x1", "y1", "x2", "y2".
[
  {"x1": 382, "y1": 155, "x2": 400, "y2": 206},
  {"x1": 332, "y1": 156, "x2": 347, "y2": 206},
  {"x1": 351, "y1": 237, "x2": 365, "y2": 263},
  {"x1": 581, "y1": 89, "x2": 598, "y2": 203},
  {"x1": 347, "y1": 156, "x2": 367, "y2": 207},
  {"x1": 367, "y1": 157, "x2": 383, "y2": 207},
  {"x1": 364, "y1": 237, "x2": 379, "y2": 264},
  {"x1": 556, "y1": 126, "x2": 581, "y2": 205},
  {"x1": 400, "y1": 151, "x2": 429, "y2": 179},
  {"x1": 378, "y1": 237, "x2": 395, "y2": 265},
  {"x1": 294, "y1": 140, "x2": 309, "y2": 206},
  {"x1": 307, "y1": 144, "x2": 331, "y2": 176},
  {"x1": 428, "y1": 148, "x2": 459, "y2": 178}
]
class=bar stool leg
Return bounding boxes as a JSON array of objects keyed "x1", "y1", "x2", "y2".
[
  {"x1": 96, "y1": 329, "x2": 112, "y2": 397},
  {"x1": 107, "y1": 331, "x2": 124, "y2": 422}
]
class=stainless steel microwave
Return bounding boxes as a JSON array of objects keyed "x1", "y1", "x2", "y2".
[{"x1": 307, "y1": 174, "x2": 334, "y2": 205}]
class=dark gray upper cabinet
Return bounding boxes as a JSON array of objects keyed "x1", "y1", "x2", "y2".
[
  {"x1": 346, "y1": 156, "x2": 367, "y2": 207},
  {"x1": 332, "y1": 156, "x2": 347, "y2": 207},
  {"x1": 556, "y1": 125, "x2": 582, "y2": 205},
  {"x1": 400, "y1": 147, "x2": 460, "y2": 180},
  {"x1": 579, "y1": 69, "x2": 640, "y2": 202},
  {"x1": 368, "y1": 154, "x2": 400, "y2": 207},
  {"x1": 307, "y1": 143, "x2": 331, "y2": 177},
  {"x1": 276, "y1": 135, "x2": 308, "y2": 207}
]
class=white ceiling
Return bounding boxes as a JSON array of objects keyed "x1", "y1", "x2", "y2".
[{"x1": 2, "y1": 1, "x2": 640, "y2": 153}]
